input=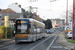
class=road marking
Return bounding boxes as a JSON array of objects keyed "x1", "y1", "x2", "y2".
[
  {"x1": 64, "y1": 47, "x2": 68, "y2": 49},
  {"x1": 13, "y1": 47, "x2": 21, "y2": 50},
  {"x1": 30, "y1": 35, "x2": 53, "y2": 50},
  {"x1": 46, "y1": 34, "x2": 58, "y2": 50}
]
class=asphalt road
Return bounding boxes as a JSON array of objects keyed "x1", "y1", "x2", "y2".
[{"x1": 0, "y1": 30, "x2": 69, "y2": 50}]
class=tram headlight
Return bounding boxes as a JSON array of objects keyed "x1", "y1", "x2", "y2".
[{"x1": 28, "y1": 35, "x2": 30, "y2": 36}]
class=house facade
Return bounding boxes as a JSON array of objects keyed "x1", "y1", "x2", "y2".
[
  {"x1": 0, "y1": 3, "x2": 28, "y2": 28},
  {"x1": 51, "y1": 19, "x2": 65, "y2": 29},
  {"x1": 1, "y1": 13, "x2": 21, "y2": 28}
]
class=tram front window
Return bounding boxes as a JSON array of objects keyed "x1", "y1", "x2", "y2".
[{"x1": 17, "y1": 25, "x2": 27, "y2": 33}]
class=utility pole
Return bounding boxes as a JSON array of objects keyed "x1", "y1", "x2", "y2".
[
  {"x1": 28, "y1": 6, "x2": 33, "y2": 18},
  {"x1": 32, "y1": 7, "x2": 38, "y2": 14},
  {"x1": 66, "y1": 0, "x2": 68, "y2": 25},
  {"x1": 29, "y1": 0, "x2": 38, "y2": 13},
  {"x1": 72, "y1": 0, "x2": 75, "y2": 40},
  {"x1": 28, "y1": 6, "x2": 38, "y2": 18}
]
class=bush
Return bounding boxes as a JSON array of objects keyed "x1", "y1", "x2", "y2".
[
  {"x1": 7, "y1": 26, "x2": 12, "y2": 37},
  {"x1": 0, "y1": 25, "x2": 6, "y2": 38},
  {"x1": 0, "y1": 25, "x2": 12, "y2": 38}
]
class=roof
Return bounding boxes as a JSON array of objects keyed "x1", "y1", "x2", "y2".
[
  {"x1": 0, "y1": 8, "x2": 15, "y2": 14},
  {"x1": 1, "y1": 13, "x2": 21, "y2": 19}
]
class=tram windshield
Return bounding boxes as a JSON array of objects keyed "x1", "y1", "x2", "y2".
[{"x1": 17, "y1": 24, "x2": 27, "y2": 33}]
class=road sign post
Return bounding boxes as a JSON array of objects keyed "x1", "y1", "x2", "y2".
[
  {"x1": 4, "y1": 16, "x2": 9, "y2": 39},
  {"x1": 0, "y1": 14, "x2": 2, "y2": 26}
]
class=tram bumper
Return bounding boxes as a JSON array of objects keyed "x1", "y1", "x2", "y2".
[{"x1": 15, "y1": 37, "x2": 32, "y2": 42}]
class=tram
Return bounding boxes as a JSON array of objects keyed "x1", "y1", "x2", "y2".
[{"x1": 14, "y1": 18, "x2": 46, "y2": 43}]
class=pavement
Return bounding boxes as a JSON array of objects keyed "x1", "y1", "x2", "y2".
[
  {"x1": 0, "y1": 37, "x2": 15, "y2": 43},
  {"x1": 57, "y1": 31, "x2": 75, "y2": 50},
  {"x1": 0, "y1": 37, "x2": 15, "y2": 48}
]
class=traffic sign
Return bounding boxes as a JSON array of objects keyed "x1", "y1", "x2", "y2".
[{"x1": 72, "y1": 23, "x2": 75, "y2": 27}]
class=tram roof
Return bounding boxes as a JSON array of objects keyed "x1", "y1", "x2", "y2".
[{"x1": 16, "y1": 18, "x2": 45, "y2": 26}]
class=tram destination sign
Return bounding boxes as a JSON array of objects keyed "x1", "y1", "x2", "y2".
[{"x1": 17, "y1": 21, "x2": 27, "y2": 23}]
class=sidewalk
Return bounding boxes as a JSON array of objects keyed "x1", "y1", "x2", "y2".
[
  {"x1": 57, "y1": 32, "x2": 75, "y2": 50},
  {"x1": 0, "y1": 37, "x2": 15, "y2": 43},
  {"x1": 0, "y1": 37, "x2": 15, "y2": 48}
]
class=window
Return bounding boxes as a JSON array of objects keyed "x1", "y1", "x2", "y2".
[
  {"x1": 18, "y1": 25, "x2": 27, "y2": 30},
  {"x1": 11, "y1": 20, "x2": 15, "y2": 23},
  {"x1": 17, "y1": 25, "x2": 27, "y2": 33},
  {"x1": 70, "y1": 32, "x2": 72, "y2": 34}
]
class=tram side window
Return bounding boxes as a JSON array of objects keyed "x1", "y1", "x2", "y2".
[
  {"x1": 40, "y1": 27, "x2": 42, "y2": 33},
  {"x1": 30, "y1": 23, "x2": 33, "y2": 32},
  {"x1": 33, "y1": 25, "x2": 37, "y2": 33},
  {"x1": 37, "y1": 28, "x2": 40, "y2": 33},
  {"x1": 40, "y1": 27, "x2": 44, "y2": 33},
  {"x1": 42, "y1": 27, "x2": 45, "y2": 33}
]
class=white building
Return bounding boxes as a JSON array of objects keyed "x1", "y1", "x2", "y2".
[{"x1": 8, "y1": 3, "x2": 21, "y2": 13}]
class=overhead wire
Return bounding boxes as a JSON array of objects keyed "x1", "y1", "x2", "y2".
[
  {"x1": 27, "y1": 0, "x2": 33, "y2": 6},
  {"x1": 49, "y1": 0, "x2": 56, "y2": 18},
  {"x1": 26, "y1": 0, "x2": 55, "y2": 19}
]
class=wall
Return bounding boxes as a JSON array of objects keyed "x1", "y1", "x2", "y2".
[{"x1": 8, "y1": 3, "x2": 21, "y2": 13}]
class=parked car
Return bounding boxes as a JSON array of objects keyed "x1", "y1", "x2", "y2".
[
  {"x1": 66, "y1": 32, "x2": 72, "y2": 39},
  {"x1": 53, "y1": 29, "x2": 56, "y2": 31},
  {"x1": 47, "y1": 30, "x2": 51, "y2": 34},
  {"x1": 50, "y1": 29, "x2": 54, "y2": 33},
  {"x1": 45, "y1": 30, "x2": 51, "y2": 34}
]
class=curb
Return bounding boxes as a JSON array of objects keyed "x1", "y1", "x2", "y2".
[
  {"x1": 56, "y1": 35, "x2": 75, "y2": 50},
  {"x1": 0, "y1": 42, "x2": 15, "y2": 48},
  {"x1": 0, "y1": 39, "x2": 14, "y2": 43},
  {"x1": 0, "y1": 37, "x2": 15, "y2": 43},
  {"x1": 0, "y1": 40, "x2": 15, "y2": 48}
]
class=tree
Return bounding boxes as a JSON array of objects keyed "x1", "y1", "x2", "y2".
[
  {"x1": 43, "y1": 19, "x2": 52, "y2": 29},
  {"x1": 15, "y1": 3, "x2": 18, "y2": 4},
  {"x1": 46, "y1": 19, "x2": 52, "y2": 29}
]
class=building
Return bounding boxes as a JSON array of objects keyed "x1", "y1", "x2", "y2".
[
  {"x1": 8, "y1": 3, "x2": 21, "y2": 13},
  {"x1": 0, "y1": 8, "x2": 15, "y2": 14},
  {"x1": 0, "y1": 3, "x2": 27, "y2": 28},
  {"x1": 0, "y1": 8, "x2": 4, "y2": 12},
  {"x1": 1, "y1": 13, "x2": 21, "y2": 27},
  {"x1": 8, "y1": 3, "x2": 27, "y2": 18},
  {"x1": 51, "y1": 18, "x2": 65, "y2": 29}
]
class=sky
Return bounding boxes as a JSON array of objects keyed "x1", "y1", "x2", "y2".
[{"x1": 0, "y1": 0, "x2": 73, "y2": 20}]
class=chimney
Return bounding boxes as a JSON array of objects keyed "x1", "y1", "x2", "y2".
[{"x1": 19, "y1": 5, "x2": 21, "y2": 8}]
